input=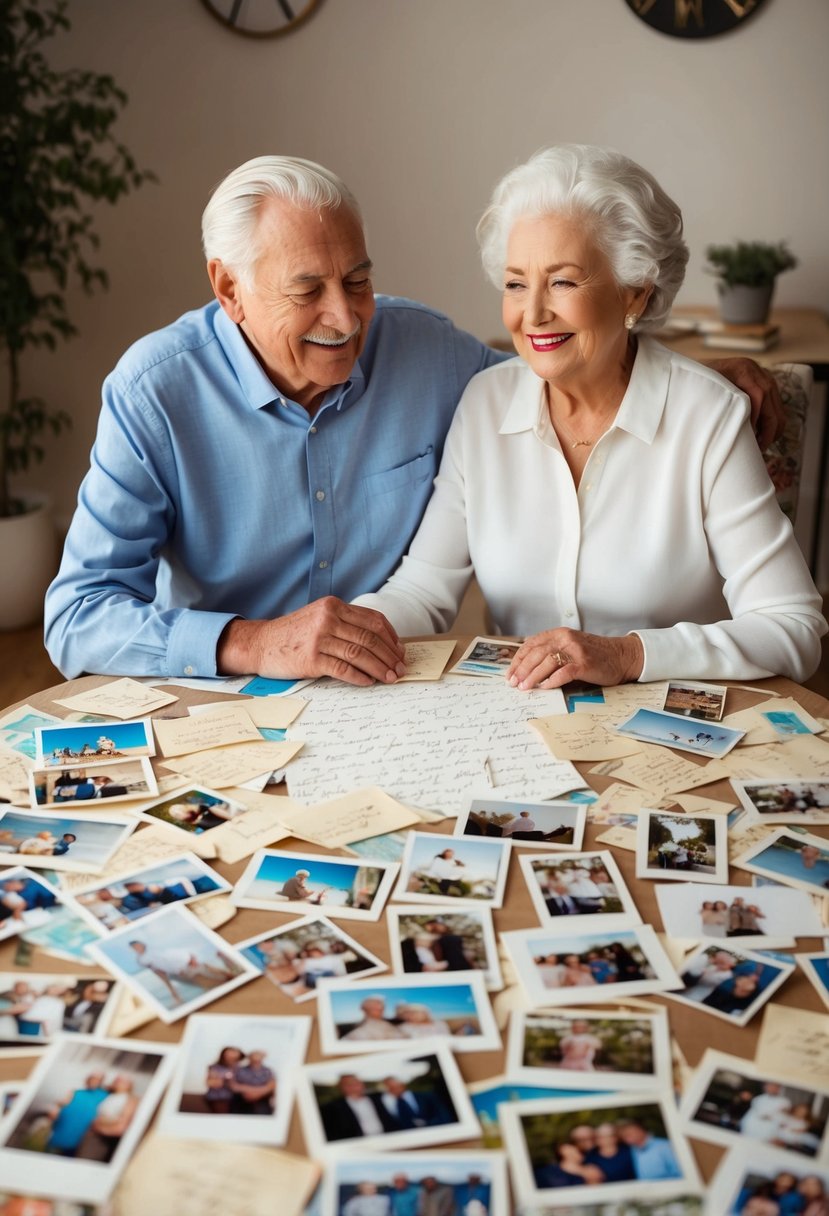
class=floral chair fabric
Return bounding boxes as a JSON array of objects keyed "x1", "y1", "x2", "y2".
[{"x1": 764, "y1": 362, "x2": 812, "y2": 524}]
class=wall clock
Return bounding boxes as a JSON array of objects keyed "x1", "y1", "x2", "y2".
[
  {"x1": 200, "y1": 0, "x2": 322, "y2": 38},
  {"x1": 624, "y1": 0, "x2": 769, "y2": 39}
]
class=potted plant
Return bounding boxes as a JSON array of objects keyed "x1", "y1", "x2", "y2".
[
  {"x1": 0, "y1": 0, "x2": 153, "y2": 627},
  {"x1": 705, "y1": 239, "x2": 797, "y2": 326}
]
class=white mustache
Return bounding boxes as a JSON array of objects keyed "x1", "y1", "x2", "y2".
[{"x1": 301, "y1": 323, "x2": 361, "y2": 347}]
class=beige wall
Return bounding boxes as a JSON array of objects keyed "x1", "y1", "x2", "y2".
[{"x1": 17, "y1": 0, "x2": 829, "y2": 521}]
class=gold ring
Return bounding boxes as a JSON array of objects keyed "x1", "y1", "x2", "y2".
[{"x1": 550, "y1": 651, "x2": 570, "y2": 667}]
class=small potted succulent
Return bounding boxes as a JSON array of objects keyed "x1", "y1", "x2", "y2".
[{"x1": 705, "y1": 240, "x2": 797, "y2": 325}]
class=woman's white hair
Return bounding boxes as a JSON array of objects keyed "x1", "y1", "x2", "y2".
[
  {"x1": 476, "y1": 144, "x2": 688, "y2": 332},
  {"x1": 202, "y1": 155, "x2": 361, "y2": 289}
]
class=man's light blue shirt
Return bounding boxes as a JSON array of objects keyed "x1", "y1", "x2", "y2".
[
  {"x1": 45, "y1": 297, "x2": 505, "y2": 677},
  {"x1": 630, "y1": 1134, "x2": 681, "y2": 1180}
]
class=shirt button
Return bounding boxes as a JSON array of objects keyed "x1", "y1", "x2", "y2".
[
  {"x1": 319, "y1": 560, "x2": 329, "y2": 569},
  {"x1": 584, "y1": 483, "x2": 592, "y2": 491},
  {"x1": 309, "y1": 426, "x2": 317, "y2": 434},
  {"x1": 184, "y1": 665, "x2": 194, "y2": 675},
  {"x1": 315, "y1": 490, "x2": 326, "y2": 502},
  {"x1": 564, "y1": 611, "x2": 575, "y2": 620},
  {"x1": 279, "y1": 398, "x2": 286, "y2": 407}
]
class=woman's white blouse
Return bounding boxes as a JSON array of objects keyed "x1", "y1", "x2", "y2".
[{"x1": 354, "y1": 338, "x2": 826, "y2": 682}]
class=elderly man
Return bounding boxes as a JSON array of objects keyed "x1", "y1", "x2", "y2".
[{"x1": 45, "y1": 155, "x2": 781, "y2": 684}]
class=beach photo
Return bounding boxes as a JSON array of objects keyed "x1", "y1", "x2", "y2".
[
  {"x1": 448, "y1": 637, "x2": 521, "y2": 678},
  {"x1": 323, "y1": 1151, "x2": 508, "y2": 1216},
  {"x1": 455, "y1": 797, "x2": 586, "y2": 850},
  {"x1": 30, "y1": 758, "x2": 157, "y2": 811},
  {"x1": 35, "y1": 720, "x2": 154, "y2": 768},
  {"x1": 663, "y1": 681, "x2": 727, "y2": 721},
  {"x1": 386, "y1": 905, "x2": 502, "y2": 991},
  {"x1": 732, "y1": 828, "x2": 829, "y2": 897},
  {"x1": 665, "y1": 942, "x2": 794, "y2": 1027},
  {"x1": 136, "y1": 785, "x2": 247, "y2": 837},
  {"x1": 614, "y1": 707, "x2": 743, "y2": 758},
  {"x1": 731, "y1": 778, "x2": 829, "y2": 825},
  {"x1": 395, "y1": 833, "x2": 509, "y2": 908},
  {"x1": 71, "y1": 854, "x2": 230, "y2": 933},
  {"x1": 636, "y1": 811, "x2": 726, "y2": 884},
  {"x1": 519, "y1": 850, "x2": 640, "y2": 930},
  {"x1": 233, "y1": 849, "x2": 397, "y2": 921},
  {"x1": 506, "y1": 1008, "x2": 671, "y2": 1091},
  {"x1": 0, "y1": 973, "x2": 119, "y2": 1045},
  {"x1": 0, "y1": 808, "x2": 135, "y2": 874},
  {"x1": 237, "y1": 915, "x2": 386, "y2": 1004}
]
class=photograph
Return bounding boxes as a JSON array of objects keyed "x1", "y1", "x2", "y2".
[
  {"x1": 455, "y1": 797, "x2": 586, "y2": 850},
  {"x1": 0, "y1": 705, "x2": 62, "y2": 762},
  {"x1": 447, "y1": 636, "x2": 521, "y2": 678},
  {"x1": 796, "y1": 952, "x2": 829, "y2": 1012},
  {"x1": 87, "y1": 904, "x2": 257, "y2": 1024},
  {"x1": 322, "y1": 1150, "x2": 508, "y2": 1216},
  {"x1": 317, "y1": 972, "x2": 499, "y2": 1055},
  {"x1": 0, "y1": 808, "x2": 136, "y2": 874},
  {"x1": 635, "y1": 810, "x2": 727, "y2": 884},
  {"x1": 30, "y1": 758, "x2": 158, "y2": 811},
  {"x1": 232, "y1": 849, "x2": 398, "y2": 922},
  {"x1": 70, "y1": 853, "x2": 230, "y2": 932},
  {"x1": 157, "y1": 1012, "x2": 311, "y2": 1145},
  {"x1": 499, "y1": 925, "x2": 681, "y2": 1009},
  {"x1": 506, "y1": 1008, "x2": 672, "y2": 1091},
  {"x1": 297, "y1": 1045, "x2": 480, "y2": 1156},
  {"x1": 499, "y1": 1093, "x2": 700, "y2": 1207},
  {"x1": 663, "y1": 680, "x2": 727, "y2": 721},
  {"x1": 731, "y1": 778, "x2": 829, "y2": 825},
  {"x1": 664, "y1": 942, "x2": 794, "y2": 1027},
  {"x1": 0, "y1": 973, "x2": 119, "y2": 1045},
  {"x1": 135, "y1": 785, "x2": 247, "y2": 837},
  {"x1": 761, "y1": 708, "x2": 822, "y2": 738},
  {"x1": 706, "y1": 1141, "x2": 829, "y2": 1216},
  {"x1": 518, "y1": 850, "x2": 641, "y2": 930},
  {"x1": 0, "y1": 869, "x2": 69, "y2": 943},
  {"x1": 0, "y1": 1034, "x2": 176, "y2": 1205},
  {"x1": 467, "y1": 1077, "x2": 594, "y2": 1151},
  {"x1": 655, "y1": 882, "x2": 823, "y2": 948},
  {"x1": 35, "y1": 720, "x2": 154, "y2": 769},
  {"x1": 386, "y1": 905, "x2": 503, "y2": 991},
  {"x1": 614, "y1": 707, "x2": 744, "y2": 758},
  {"x1": 732, "y1": 828, "x2": 829, "y2": 897},
  {"x1": 237, "y1": 915, "x2": 386, "y2": 1003},
  {"x1": 680, "y1": 1049, "x2": 829, "y2": 1159},
  {"x1": 395, "y1": 833, "x2": 509, "y2": 909}
]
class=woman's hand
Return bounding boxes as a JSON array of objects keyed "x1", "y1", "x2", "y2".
[{"x1": 507, "y1": 629, "x2": 644, "y2": 690}]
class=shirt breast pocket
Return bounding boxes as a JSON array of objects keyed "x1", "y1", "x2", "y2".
[{"x1": 361, "y1": 447, "x2": 436, "y2": 551}]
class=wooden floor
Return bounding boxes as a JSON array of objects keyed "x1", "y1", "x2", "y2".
[{"x1": 1, "y1": 610, "x2": 828, "y2": 711}]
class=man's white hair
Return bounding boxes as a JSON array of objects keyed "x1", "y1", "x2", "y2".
[{"x1": 202, "y1": 155, "x2": 362, "y2": 289}]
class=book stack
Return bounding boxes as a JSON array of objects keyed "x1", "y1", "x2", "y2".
[{"x1": 699, "y1": 320, "x2": 781, "y2": 352}]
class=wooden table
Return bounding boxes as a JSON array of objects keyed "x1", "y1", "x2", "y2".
[{"x1": 1, "y1": 660, "x2": 828, "y2": 1202}]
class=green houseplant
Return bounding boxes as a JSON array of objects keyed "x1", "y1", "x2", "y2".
[
  {"x1": 705, "y1": 240, "x2": 797, "y2": 325},
  {"x1": 0, "y1": 0, "x2": 153, "y2": 624}
]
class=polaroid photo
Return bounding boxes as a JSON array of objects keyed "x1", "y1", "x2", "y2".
[
  {"x1": 635, "y1": 810, "x2": 727, "y2": 885},
  {"x1": 35, "y1": 719, "x2": 154, "y2": 769},
  {"x1": 731, "y1": 778, "x2": 829, "y2": 825},
  {"x1": 467, "y1": 1076, "x2": 600, "y2": 1151},
  {"x1": 518, "y1": 849, "x2": 641, "y2": 931},
  {"x1": 447, "y1": 636, "x2": 521, "y2": 678},
  {"x1": 393, "y1": 832, "x2": 509, "y2": 909},
  {"x1": 499, "y1": 1091, "x2": 700, "y2": 1208},
  {"x1": 614, "y1": 707, "x2": 744, "y2": 758},
  {"x1": 0, "y1": 867, "x2": 100, "y2": 944},
  {"x1": 731, "y1": 827, "x2": 829, "y2": 899},
  {"x1": 321, "y1": 1149, "x2": 508, "y2": 1216},
  {"x1": 564, "y1": 682, "x2": 606, "y2": 714},
  {"x1": 236, "y1": 914, "x2": 386, "y2": 1004},
  {"x1": 662, "y1": 680, "x2": 727, "y2": 722},
  {"x1": 317, "y1": 972, "x2": 499, "y2": 1056},
  {"x1": 760, "y1": 707, "x2": 823, "y2": 738},
  {"x1": 296, "y1": 1044, "x2": 480, "y2": 1156},
  {"x1": 0, "y1": 973, "x2": 119, "y2": 1047},
  {"x1": 87, "y1": 903, "x2": 257, "y2": 1024},
  {"x1": 157, "y1": 1011, "x2": 311, "y2": 1145},
  {"x1": 232, "y1": 848, "x2": 398, "y2": 922},
  {"x1": 69, "y1": 852, "x2": 231, "y2": 933},
  {"x1": 654, "y1": 882, "x2": 823, "y2": 948},
  {"x1": 455, "y1": 797, "x2": 586, "y2": 852},
  {"x1": 679, "y1": 1048, "x2": 829, "y2": 1159},
  {"x1": 0, "y1": 704, "x2": 63, "y2": 761},
  {"x1": 707, "y1": 1140, "x2": 829, "y2": 1215},
  {"x1": 134, "y1": 784, "x2": 248, "y2": 838},
  {"x1": 343, "y1": 829, "x2": 412, "y2": 864},
  {"x1": 499, "y1": 924, "x2": 681, "y2": 1009},
  {"x1": 0, "y1": 806, "x2": 136, "y2": 874},
  {"x1": 30, "y1": 757, "x2": 158, "y2": 810},
  {"x1": 0, "y1": 1032, "x2": 176, "y2": 1204},
  {"x1": 797, "y1": 951, "x2": 829, "y2": 1011},
  {"x1": 664, "y1": 941, "x2": 794, "y2": 1027},
  {"x1": 386, "y1": 904, "x2": 503, "y2": 992},
  {"x1": 506, "y1": 1007, "x2": 672, "y2": 1092}
]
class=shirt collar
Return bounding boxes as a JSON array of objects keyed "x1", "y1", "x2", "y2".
[
  {"x1": 212, "y1": 303, "x2": 366, "y2": 413},
  {"x1": 498, "y1": 337, "x2": 670, "y2": 445}
]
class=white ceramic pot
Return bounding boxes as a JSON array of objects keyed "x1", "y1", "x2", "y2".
[
  {"x1": 0, "y1": 494, "x2": 57, "y2": 630},
  {"x1": 717, "y1": 282, "x2": 775, "y2": 325}
]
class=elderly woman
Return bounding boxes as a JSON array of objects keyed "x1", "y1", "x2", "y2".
[{"x1": 354, "y1": 145, "x2": 825, "y2": 687}]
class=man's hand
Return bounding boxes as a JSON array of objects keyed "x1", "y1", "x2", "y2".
[
  {"x1": 706, "y1": 356, "x2": 786, "y2": 451},
  {"x1": 506, "y1": 629, "x2": 644, "y2": 691},
  {"x1": 217, "y1": 597, "x2": 407, "y2": 687}
]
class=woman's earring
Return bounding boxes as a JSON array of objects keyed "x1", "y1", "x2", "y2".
[{"x1": 624, "y1": 313, "x2": 638, "y2": 331}]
